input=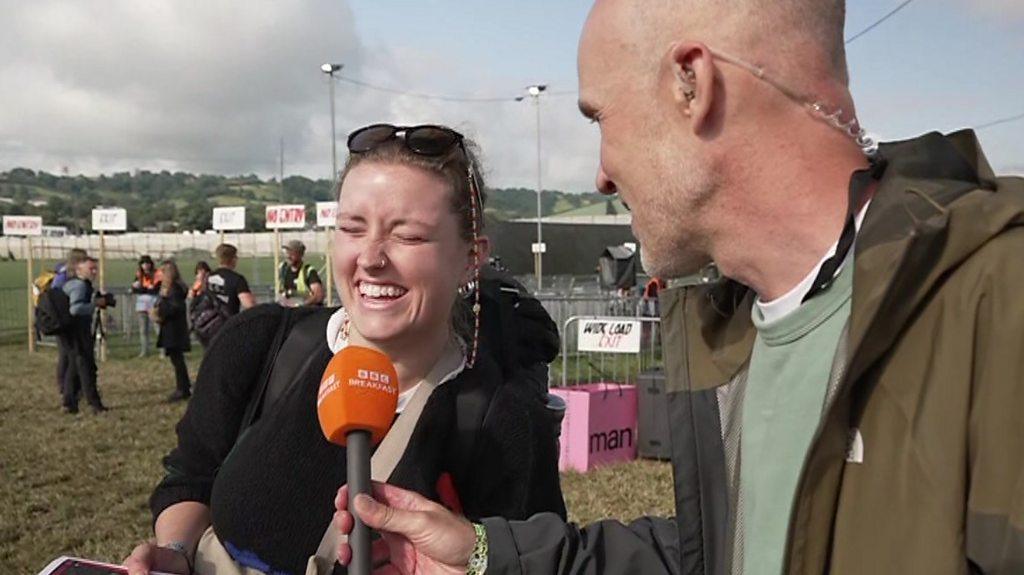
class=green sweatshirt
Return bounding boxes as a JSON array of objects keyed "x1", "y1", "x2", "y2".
[{"x1": 739, "y1": 260, "x2": 853, "y2": 574}]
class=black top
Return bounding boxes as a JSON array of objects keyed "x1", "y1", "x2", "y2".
[
  {"x1": 156, "y1": 282, "x2": 191, "y2": 352},
  {"x1": 280, "y1": 263, "x2": 322, "y2": 297},
  {"x1": 207, "y1": 268, "x2": 251, "y2": 315},
  {"x1": 150, "y1": 305, "x2": 565, "y2": 575}
]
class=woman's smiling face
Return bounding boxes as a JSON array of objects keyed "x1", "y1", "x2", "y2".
[{"x1": 334, "y1": 161, "x2": 473, "y2": 347}]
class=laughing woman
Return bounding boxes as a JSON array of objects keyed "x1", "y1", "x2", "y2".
[{"x1": 126, "y1": 124, "x2": 564, "y2": 575}]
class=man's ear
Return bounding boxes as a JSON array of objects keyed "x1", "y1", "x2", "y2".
[{"x1": 668, "y1": 42, "x2": 716, "y2": 134}]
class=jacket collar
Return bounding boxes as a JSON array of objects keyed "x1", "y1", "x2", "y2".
[{"x1": 662, "y1": 130, "x2": 1021, "y2": 391}]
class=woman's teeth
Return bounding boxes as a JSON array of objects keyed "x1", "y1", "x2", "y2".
[{"x1": 358, "y1": 283, "x2": 407, "y2": 298}]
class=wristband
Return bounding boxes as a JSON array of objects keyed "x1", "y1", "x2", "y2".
[
  {"x1": 160, "y1": 541, "x2": 195, "y2": 575},
  {"x1": 466, "y1": 523, "x2": 488, "y2": 575}
]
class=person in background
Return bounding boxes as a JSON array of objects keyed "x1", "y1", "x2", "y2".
[
  {"x1": 155, "y1": 260, "x2": 192, "y2": 402},
  {"x1": 188, "y1": 261, "x2": 211, "y2": 300},
  {"x1": 51, "y1": 248, "x2": 86, "y2": 291},
  {"x1": 62, "y1": 256, "x2": 108, "y2": 414},
  {"x1": 640, "y1": 276, "x2": 665, "y2": 317},
  {"x1": 207, "y1": 244, "x2": 255, "y2": 314},
  {"x1": 52, "y1": 248, "x2": 88, "y2": 397},
  {"x1": 277, "y1": 239, "x2": 324, "y2": 307},
  {"x1": 131, "y1": 255, "x2": 161, "y2": 358}
]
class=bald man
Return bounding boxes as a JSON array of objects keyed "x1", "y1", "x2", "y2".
[{"x1": 330, "y1": 2, "x2": 1024, "y2": 573}]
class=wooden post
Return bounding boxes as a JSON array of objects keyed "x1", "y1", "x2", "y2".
[
  {"x1": 273, "y1": 229, "x2": 281, "y2": 300},
  {"x1": 98, "y1": 230, "x2": 107, "y2": 362},
  {"x1": 26, "y1": 237, "x2": 35, "y2": 353},
  {"x1": 219, "y1": 231, "x2": 225, "y2": 246},
  {"x1": 325, "y1": 229, "x2": 333, "y2": 306}
]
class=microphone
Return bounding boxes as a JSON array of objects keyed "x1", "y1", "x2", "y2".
[{"x1": 317, "y1": 345, "x2": 400, "y2": 575}]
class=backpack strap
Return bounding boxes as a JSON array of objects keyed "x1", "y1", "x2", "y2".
[
  {"x1": 236, "y1": 308, "x2": 332, "y2": 440},
  {"x1": 452, "y1": 364, "x2": 502, "y2": 505},
  {"x1": 262, "y1": 308, "x2": 332, "y2": 413}
]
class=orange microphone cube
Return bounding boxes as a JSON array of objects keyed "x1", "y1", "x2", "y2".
[{"x1": 317, "y1": 345, "x2": 400, "y2": 446}]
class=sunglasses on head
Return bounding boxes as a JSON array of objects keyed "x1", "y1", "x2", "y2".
[
  {"x1": 348, "y1": 123, "x2": 465, "y2": 156},
  {"x1": 347, "y1": 123, "x2": 484, "y2": 208}
]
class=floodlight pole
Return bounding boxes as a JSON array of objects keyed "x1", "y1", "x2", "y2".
[
  {"x1": 321, "y1": 63, "x2": 343, "y2": 306},
  {"x1": 520, "y1": 84, "x2": 547, "y2": 291},
  {"x1": 321, "y1": 63, "x2": 343, "y2": 189}
]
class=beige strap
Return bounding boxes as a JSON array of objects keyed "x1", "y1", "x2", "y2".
[{"x1": 310, "y1": 342, "x2": 465, "y2": 572}]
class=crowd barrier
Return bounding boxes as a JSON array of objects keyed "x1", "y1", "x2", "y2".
[{"x1": 551, "y1": 315, "x2": 663, "y2": 472}]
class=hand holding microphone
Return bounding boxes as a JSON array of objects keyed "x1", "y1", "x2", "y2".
[{"x1": 317, "y1": 346, "x2": 400, "y2": 575}]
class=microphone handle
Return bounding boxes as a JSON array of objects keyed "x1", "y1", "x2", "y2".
[{"x1": 346, "y1": 429, "x2": 372, "y2": 575}]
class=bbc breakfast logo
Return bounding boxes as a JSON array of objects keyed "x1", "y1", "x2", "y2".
[{"x1": 317, "y1": 370, "x2": 396, "y2": 406}]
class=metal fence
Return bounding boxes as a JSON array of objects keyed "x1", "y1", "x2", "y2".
[
  {"x1": 0, "y1": 285, "x2": 283, "y2": 344},
  {"x1": 4, "y1": 290, "x2": 671, "y2": 392},
  {"x1": 536, "y1": 294, "x2": 647, "y2": 334},
  {"x1": 556, "y1": 315, "x2": 663, "y2": 388}
]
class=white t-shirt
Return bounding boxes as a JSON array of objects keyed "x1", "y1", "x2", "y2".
[{"x1": 755, "y1": 200, "x2": 871, "y2": 323}]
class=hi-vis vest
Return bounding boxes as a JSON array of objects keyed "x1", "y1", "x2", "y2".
[{"x1": 280, "y1": 263, "x2": 314, "y2": 295}]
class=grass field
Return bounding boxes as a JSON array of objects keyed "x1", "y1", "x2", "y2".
[{"x1": 0, "y1": 342, "x2": 675, "y2": 573}]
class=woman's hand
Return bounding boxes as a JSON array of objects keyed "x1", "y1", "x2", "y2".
[{"x1": 123, "y1": 542, "x2": 191, "y2": 575}]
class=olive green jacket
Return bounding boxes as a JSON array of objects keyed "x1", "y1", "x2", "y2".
[
  {"x1": 658, "y1": 129, "x2": 1024, "y2": 574},
  {"x1": 483, "y1": 131, "x2": 1024, "y2": 574}
]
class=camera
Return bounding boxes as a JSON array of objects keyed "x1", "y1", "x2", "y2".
[{"x1": 94, "y1": 292, "x2": 117, "y2": 308}]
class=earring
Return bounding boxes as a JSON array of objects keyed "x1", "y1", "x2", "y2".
[{"x1": 457, "y1": 280, "x2": 476, "y2": 299}]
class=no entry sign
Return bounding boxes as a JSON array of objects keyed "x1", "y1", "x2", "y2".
[
  {"x1": 265, "y1": 204, "x2": 307, "y2": 229},
  {"x1": 2, "y1": 215, "x2": 43, "y2": 236}
]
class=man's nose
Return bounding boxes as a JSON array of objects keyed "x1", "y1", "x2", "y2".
[{"x1": 596, "y1": 165, "x2": 617, "y2": 196}]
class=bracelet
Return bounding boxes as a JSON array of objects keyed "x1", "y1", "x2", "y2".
[
  {"x1": 160, "y1": 541, "x2": 195, "y2": 575},
  {"x1": 466, "y1": 523, "x2": 488, "y2": 575}
]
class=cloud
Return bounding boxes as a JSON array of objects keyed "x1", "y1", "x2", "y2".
[
  {"x1": 0, "y1": 0, "x2": 600, "y2": 191},
  {"x1": 0, "y1": 0, "x2": 362, "y2": 174},
  {"x1": 944, "y1": 0, "x2": 1024, "y2": 24}
]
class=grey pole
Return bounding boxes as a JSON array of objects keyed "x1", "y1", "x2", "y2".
[
  {"x1": 534, "y1": 94, "x2": 543, "y2": 290},
  {"x1": 521, "y1": 84, "x2": 547, "y2": 292},
  {"x1": 321, "y1": 63, "x2": 344, "y2": 188},
  {"x1": 329, "y1": 73, "x2": 337, "y2": 187}
]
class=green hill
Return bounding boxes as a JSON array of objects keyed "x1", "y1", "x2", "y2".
[{"x1": 0, "y1": 168, "x2": 605, "y2": 232}]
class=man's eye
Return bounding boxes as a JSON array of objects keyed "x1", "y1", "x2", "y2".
[{"x1": 338, "y1": 226, "x2": 363, "y2": 235}]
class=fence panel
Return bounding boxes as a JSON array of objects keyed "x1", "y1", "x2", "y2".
[
  {"x1": 556, "y1": 315, "x2": 662, "y2": 388},
  {"x1": 0, "y1": 284, "x2": 282, "y2": 344},
  {"x1": 536, "y1": 295, "x2": 646, "y2": 333}
]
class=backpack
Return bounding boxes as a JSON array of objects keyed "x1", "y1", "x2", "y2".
[
  {"x1": 36, "y1": 284, "x2": 73, "y2": 336},
  {"x1": 33, "y1": 271, "x2": 56, "y2": 304},
  {"x1": 190, "y1": 286, "x2": 233, "y2": 346}
]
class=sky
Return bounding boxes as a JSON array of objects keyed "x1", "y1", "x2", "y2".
[{"x1": 0, "y1": 0, "x2": 1021, "y2": 193}]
